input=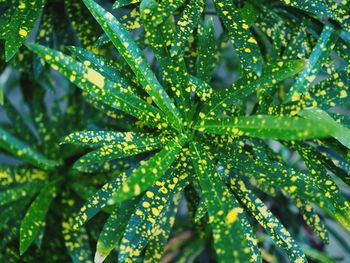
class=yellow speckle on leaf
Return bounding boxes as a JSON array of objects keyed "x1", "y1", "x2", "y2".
[
  {"x1": 19, "y1": 28, "x2": 28, "y2": 37},
  {"x1": 84, "y1": 68, "x2": 105, "y2": 88},
  {"x1": 247, "y1": 37, "x2": 257, "y2": 44},
  {"x1": 142, "y1": 201, "x2": 150, "y2": 208},
  {"x1": 340, "y1": 90, "x2": 347, "y2": 98},
  {"x1": 290, "y1": 185, "x2": 297, "y2": 193},
  {"x1": 226, "y1": 209, "x2": 238, "y2": 224},
  {"x1": 291, "y1": 92, "x2": 301, "y2": 101},
  {"x1": 146, "y1": 191, "x2": 154, "y2": 198},
  {"x1": 152, "y1": 208, "x2": 159, "y2": 216},
  {"x1": 18, "y1": 2, "x2": 26, "y2": 9}
]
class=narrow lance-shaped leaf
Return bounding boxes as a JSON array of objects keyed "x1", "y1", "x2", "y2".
[
  {"x1": 0, "y1": 199, "x2": 31, "y2": 231},
  {"x1": 227, "y1": 175, "x2": 307, "y2": 263},
  {"x1": 20, "y1": 182, "x2": 57, "y2": 255},
  {"x1": 61, "y1": 131, "x2": 151, "y2": 148},
  {"x1": 83, "y1": 0, "x2": 183, "y2": 131},
  {"x1": 190, "y1": 141, "x2": 260, "y2": 263},
  {"x1": 170, "y1": 0, "x2": 205, "y2": 57},
  {"x1": 5, "y1": 0, "x2": 47, "y2": 61},
  {"x1": 140, "y1": 0, "x2": 191, "y2": 118},
  {"x1": 299, "y1": 107, "x2": 350, "y2": 149},
  {"x1": 284, "y1": 24, "x2": 339, "y2": 103},
  {"x1": 109, "y1": 133, "x2": 187, "y2": 204},
  {"x1": 197, "y1": 17, "x2": 217, "y2": 83},
  {"x1": 213, "y1": 0, "x2": 263, "y2": 75},
  {"x1": 26, "y1": 43, "x2": 168, "y2": 130},
  {"x1": 195, "y1": 115, "x2": 332, "y2": 140},
  {"x1": 66, "y1": 46, "x2": 135, "y2": 91},
  {"x1": 0, "y1": 127, "x2": 61, "y2": 170},
  {"x1": 73, "y1": 136, "x2": 162, "y2": 171},
  {"x1": 94, "y1": 198, "x2": 138, "y2": 263}
]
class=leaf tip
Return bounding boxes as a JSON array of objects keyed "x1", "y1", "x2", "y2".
[{"x1": 94, "y1": 251, "x2": 107, "y2": 263}]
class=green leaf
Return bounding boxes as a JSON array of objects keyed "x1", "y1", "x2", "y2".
[
  {"x1": 26, "y1": 43, "x2": 168, "y2": 129},
  {"x1": 195, "y1": 115, "x2": 332, "y2": 140},
  {"x1": 20, "y1": 182, "x2": 57, "y2": 255},
  {"x1": 66, "y1": 46, "x2": 132, "y2": 87},
  {"x1": 170, "y1": 0, "x2": 205, "y2": 57},
  {"x1": 202, "y1": 59, "x2": 306, "y2": 118},
  {"x1": 284, "y1": 24, "x2": 340, "y2": 103},
  {"x1": 190, "y1": 141, "x2": 260, "y2": 263},
  {"x1": 109, "y1": 133, "x2": 187, "y2": 204},
  {"x1": 299, "y1": 107, "x2": 350, "y2": 149},
  {"x1": 197, "y1": 17, "x2": 217, "y2": 83},
  {"x1": 94, "y1": 199, "x2": 138, "y2": 262},
  {"x1": 228, "y1": 176, "x2": 307, "y2": 263},
  {"x1": 213, "y1": 0, "x2": 263, "y2": 75},
  {"x1": 82, "y1": 0, "x2": 183, "y2": 131},
  {"x1": 140, "y1": 1, "x2": 191, "y2": 118},
  {"x1": 61, "y1": 131, "x2": 152, "y2": 148},
  {"x1": 0, "y1": 127, "x2": 61, "y2": 170},
  {"x1": 4, "y1": 0, "x2": 47, "y2": 61},
  {"x1": 73, "y1": 136, "x2": 162, "y2": 171}
]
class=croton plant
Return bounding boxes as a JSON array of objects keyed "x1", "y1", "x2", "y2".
[{"x1": 0, "y1": 0, "x2": 350, "y2": 262}]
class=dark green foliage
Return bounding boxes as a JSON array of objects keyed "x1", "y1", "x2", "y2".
[{"x1": 1, "y1": 0, "x2": 350, "y2": 262}]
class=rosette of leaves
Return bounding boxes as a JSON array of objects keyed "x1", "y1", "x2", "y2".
[
  {"x1": 0, "y1": 79, "x2": 119, "y2": 262},
  {"x1": 7, "y1": 0, "x2": 350, "y2": 262}
]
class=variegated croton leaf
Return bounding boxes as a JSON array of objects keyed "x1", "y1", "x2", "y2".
[{"x1": 1, "y1": 0, "x2": 350, "y2": 262}]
